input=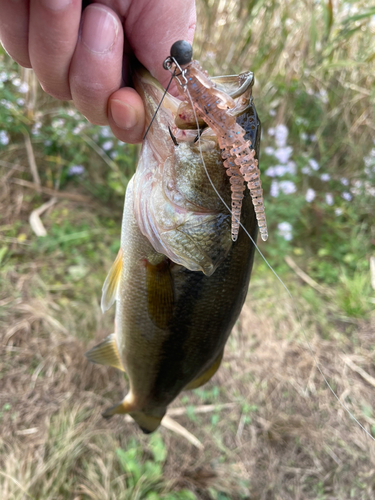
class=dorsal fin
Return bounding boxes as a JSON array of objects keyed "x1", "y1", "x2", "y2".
[
  {"x1": 85, "y1": 333, "x2": 125, "y2": 371},
  {"x1": 101, "y1": 248, "x2": 123, "y2": 313}
]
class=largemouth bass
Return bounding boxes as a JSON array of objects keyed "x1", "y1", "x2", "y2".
[{"x1": 85, "y1": 62, "x2": 261, "y2": 433}]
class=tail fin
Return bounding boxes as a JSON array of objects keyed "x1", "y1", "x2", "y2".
[{"x1": 102, "y1": 393, "x2": 165, "y2": 433}]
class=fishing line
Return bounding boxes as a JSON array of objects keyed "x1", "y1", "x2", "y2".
[
  {"x1": 143, "y1": 71, "x2": 175, "y2": 141},
  {"x1": 185, "y1": 88, "x2": 375, "y2": 443}
]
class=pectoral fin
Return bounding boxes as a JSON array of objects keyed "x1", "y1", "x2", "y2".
[
  {"x1": 101, "y1": 248, "x2": 123, "y2": 313},
  {"x1": 146, "y1": 259, "x2": 174, "y2": 329},
  {"x1": 184, "y1": 349, "x2": 224, "y2": 390},
  {"x1": 85, "y1": 333, "x2": 125, "y2": 371}
]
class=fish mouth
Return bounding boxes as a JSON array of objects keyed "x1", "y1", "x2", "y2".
[{"x1": 131, "y1": 64, "x2": 253, "y2": 276}]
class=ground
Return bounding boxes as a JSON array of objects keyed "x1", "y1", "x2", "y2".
[{"x1": 1, "y1": 178, "x2": 375, "y2": 500}]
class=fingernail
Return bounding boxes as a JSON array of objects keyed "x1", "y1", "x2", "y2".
[
  {"x1": 81, "y1": 6, "x2": 118, "y2": 54},
  {"x1": 110, "y1": 100, "x2": 138, "y2": 130},
  {"x1": 40, "y1": 0, "x2": 71, "y2": 11}
]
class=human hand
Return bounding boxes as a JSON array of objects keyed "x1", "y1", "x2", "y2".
[{"x1": 0, "y1": 0, "x2": 196, "y2": 143}]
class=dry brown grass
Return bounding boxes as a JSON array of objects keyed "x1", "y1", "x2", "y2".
[{"x1": 1, "y1": 176, "x2": 375, "y2": 499}]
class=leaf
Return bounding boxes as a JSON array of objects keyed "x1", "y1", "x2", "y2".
[
  {"x1": 149, "y1": 433, "x2": 167, "y2": 463},
  {"x1": 115, "y1": 447, "x2": 142, "y2": 483},
  {"x1": 176, "y1": 491, "x2": 197, "y2": 500},
  {"x1": 0, "y1": 246, "x2": 8, "y2": 265},
  {"x1": 342, "y1": 7, "x2": 375, "y2": 24},
  {"x1": 144, "y1": 460, "x2": 162, "y2": 479}
]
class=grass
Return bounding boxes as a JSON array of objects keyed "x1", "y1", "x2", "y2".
[
  {"x1": 1, "y1": 0, "x2": 375, "y2": 498},
  {"x1": 1, "y1": 188, "x2": 375, "y2": 498}
]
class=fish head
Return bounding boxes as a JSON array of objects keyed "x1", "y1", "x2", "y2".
[{"x1": 132, "y1": 65, "x2": 253, "y2": 276}]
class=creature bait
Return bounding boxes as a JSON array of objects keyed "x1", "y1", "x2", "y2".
[{"x1": 163, "y1": 40, "x2": 268, "y2": 243}]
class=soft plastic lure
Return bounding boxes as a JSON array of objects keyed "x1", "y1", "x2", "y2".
[{"x1": 163, "y1": 41, "x2": 268, "y2": 242}]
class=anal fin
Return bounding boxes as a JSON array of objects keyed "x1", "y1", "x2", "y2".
[
  {"x1": 85, "y1": 333, "x2": 125, "y2": 372},
  {"x1": 184, "y1": 349, "x2": 224, "y2": 390},
  {"x1": 101, "y1": 248, "x2": 123, "y2": 313}
]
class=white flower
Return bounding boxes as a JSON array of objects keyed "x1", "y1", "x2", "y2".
[
  {"x1": 320, "y1": 173, "x2": 330, "y2": 181},
  {"x1": 73, "y1": 123, "x2": 86, "y2": 135},
  {"x1": 264, "y1": 146, "x2": 275, "y2": 155},
  {"x1": 310, "y1": 134, "x2": 317, "y2": 142},
  {"x1": 12, "y1": 77, "x2": 21, "y2": 87},
  {"x1": 350, "y1": 180, "x2": 362, "y2": 195},
  {"x1": 285, "y1": 161, "x2": 296, "y2": 175},
  {"x1": 270, "y1": 180, "x2": 279, "y2": 197},
  {"x1": 335, "y1": 208, "x2": 343, "y2": 216},
  {"x1": 102, "y1": 140, "x2": 113, "y2": 151},
  {"x1": 16, "y1": 98, "x2": 25, "y2": 106},
  {"x1": 300, "y1": 132, "x2": 308, "y2": 141},
  {"x1": 0, "y1": 130, "x2": 9, "y2": 145},
  {"x1": 277, "y1": 221, "x2": 293, "y2": 241},
  {"x1": 274, "y1": 124, "x2": 289, "y2": 147},
  {"x1": 302, "y1": 166, "x2": 311, "y2": 175},
  {"x1": 364, "y1": 165, "x2": 375, "y2": 176},
  {"x1": 31, "y1": 122, "x2": 42, "y2": 135},
  {"x1": 52, "y1": 118, "x2": 65, "y2": 129},
  {"x1": 279, "y1": 180, "x2": 296, "y2": 195},
  {"x1": 18, "y1": 82, "x2": 29, "y2": 93},
  {"x1": 305, "y1": 188, "x2": 316, "y2": 202},
  {"x1": 269, "y1": 109, "x2": 276, "y2": 117},
  {"x1": 342, "y1": 192, "x2": 352, "y2": 201},
  {"x1": 266, "y1": 167, "x2": 276, "y2": 177},
  {"x1": 308, "y1": 158, "x2": 319, "y2": 171},
  {"x1": 274, "y1": 146, "x2": 293, "y2": 164},
  {"x1": 268, "y1": 127, "x2": 275, "y2": 136},
  {"x1": 1, "y1": 99, "x2": 12, "y2": 110},
  {"x1": 68, "y1": 165, "x2": 85, "y2": 176},
  {"x1": 340, "y1": 177, "x2": 349, "y2": 186},
  {"x1": 110, "y1": 150, "x2": 118, "y2": 159},
  {"x1": 100, "y1": 126, "x2": 112, "y2": 138},
  {"x1": 364, "y1": 156, "x2": 374, "y2": 169},
  {"x1": 274, "y1": 165, "x2": 288, "y2": 176},
  {"x1": 325, "y1": 193, "x2": 333, "y2": 205},
  {"x1": 318, "y1": 88, "x2": 328, "y2": 104},
  {"x1": 364, "y1": 182, "x2": 375, "y2": 197},
  {"x1": 295, "y1": 117, "x2": 308, "y2": 126}
]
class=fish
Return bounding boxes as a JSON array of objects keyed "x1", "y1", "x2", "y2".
[{"x1": 85, "y1": 60, "x2": 261, "y2": 434}]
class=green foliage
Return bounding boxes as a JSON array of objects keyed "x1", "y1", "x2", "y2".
[
  {"x1": 336, "y1": 268, "x2": 373, "y2": 318},
  {"x1": 115, "y1": 435, "x2": 197, "y2": 500}
]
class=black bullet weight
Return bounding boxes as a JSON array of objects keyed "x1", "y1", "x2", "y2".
[{"x1": 170, "y1": 40, "x2": 193, "y2": 66}]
